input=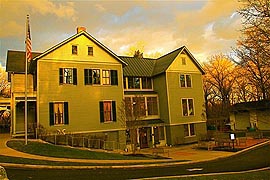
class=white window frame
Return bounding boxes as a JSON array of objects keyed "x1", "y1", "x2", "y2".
[
  {"x1": 184, "y1": 123, "x2": 195, "y2": 137},
  {"x1": 181, "y1": 98, "x2": 195, "y2": 116},
  {"x1": 180, "y1": 74, "x2": 192, "y2": 88},
  {"x1": 124, "y1": 77, "x2": 153, "y2": 91}
]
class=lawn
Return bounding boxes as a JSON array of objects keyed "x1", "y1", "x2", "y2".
[{"x1": 6, "y1": 140, "x2": 166, "y2": 160}]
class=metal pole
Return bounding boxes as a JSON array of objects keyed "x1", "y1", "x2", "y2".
[{"x1": 24, "y1": 15, "x2": 29, "y2": 145}]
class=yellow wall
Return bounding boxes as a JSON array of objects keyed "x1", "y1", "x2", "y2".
[
  {"x1": 37, "y1": 34, "x2": 124, "y2": 133},
  {"x1": 167, "y1": 52, "x2": 201, "y2": 73}
]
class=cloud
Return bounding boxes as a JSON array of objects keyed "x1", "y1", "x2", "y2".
[{"x1": 0, "y1": 0, "x2": 76, "y2": 38}]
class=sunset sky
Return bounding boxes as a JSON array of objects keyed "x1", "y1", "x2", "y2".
[{"x1": 0, "y1": 0, "x2": 243, "y2": 68}]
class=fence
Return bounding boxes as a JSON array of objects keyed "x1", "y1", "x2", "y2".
[{"x1": 39, "y1": 133, "x2": 126, "y2": 151}]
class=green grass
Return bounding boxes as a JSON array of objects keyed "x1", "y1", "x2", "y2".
[
  {"x1": 6, "y1": 140, "x2": 167, "y2": 160},
  {"x1": 171, "y1": 169, "x2": 270, "y2": 180},
  {"x1": 0, "y1": 155, "x2": 186, "y2": 166}
]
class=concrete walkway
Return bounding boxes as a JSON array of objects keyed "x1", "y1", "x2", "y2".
[{"x1": 0, "y1": 133, "x2": 235, "y2": 165}]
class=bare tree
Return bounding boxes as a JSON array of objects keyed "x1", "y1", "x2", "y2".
[
  {"x1": 118, "y1": 96, "x2": 146, "y2": 153},
  {"x1": 235, "y1": 0, "x2": 270, "y2": 100},
  {"x1": 0, "y1": 67, "x2": 10, "y2": 98},
  {"x1": 203, "y1": 54, "x2": 237, "y2": 129}
]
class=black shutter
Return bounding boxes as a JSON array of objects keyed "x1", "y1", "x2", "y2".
[
  {"x1": 99, "y1": 101, "x2": 104, "y2": 123},
  {"x1": 73, "y1": 68, "x2": 77, "y2": 85},
  {"x1": 49, "y1": 103, "x2": 54, "y2": 126},
  {"x1": 59, "y1": 68, "x2": 63, "y2": 84},
  {"x1": 84, "y1": 69, "x2": 88, "y2": 85},
  {"x1": 64, "y1": 102, "x2": 69, "y2": 125},
  {"x1": 112, "y1": 101, "x2": 116, "y2": 122},
  {"x1": 111, "y1": 70, "x2": 118, "y2": 85}
]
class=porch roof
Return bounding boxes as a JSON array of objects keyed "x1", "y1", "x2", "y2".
[{"x1": 126, "y1": 119, "x2": 164, "y2": 128}]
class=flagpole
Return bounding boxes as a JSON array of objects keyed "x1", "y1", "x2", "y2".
[{"x1": 25, "y1": 15, "x2": 29, "y2": 145}]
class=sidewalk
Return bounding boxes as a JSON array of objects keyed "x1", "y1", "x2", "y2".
[{"x1": 0, "y1": 133, "x2": 235, "y2": 165}]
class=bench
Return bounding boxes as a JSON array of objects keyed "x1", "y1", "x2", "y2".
[
  {"x1": 152, "y1": 147, "x2": 169, "y2": 157},
  {"x1": 198, "y1": 141, "x2": 214, "y2": 150}
]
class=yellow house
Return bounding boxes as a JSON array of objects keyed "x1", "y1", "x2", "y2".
[{"x1": 6, "y1": 27, "x2": 206, "y2": 149}]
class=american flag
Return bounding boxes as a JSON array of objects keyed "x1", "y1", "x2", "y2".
[{"x1": 26, "y1": 15, "x2": 32, "y2": 62}]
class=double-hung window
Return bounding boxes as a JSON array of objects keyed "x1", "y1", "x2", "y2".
[
  {"x1": 102, "y1": 70, "x2": 110, "y2": 85},
  {"x1": 182, "y1": 98, "x2": 194, "y2": 116},
  {"x1": 128, "y1": 77, "x2": 140, "y2": 89},
  {"x1": 72, "y1": 45, "x2": 78, "y2": 55},
  {"x1": 59, "y1": 68, "x2": 77, "y2": 85},
  {"x1": 49, "y1": 102, "x2": 69, "y2": 126},
  {"x1": 147, "y1": 97, "x2": 158, "y2": 115},
  {"x1": 99, "y1": 101, "x2": 116, "y2": 123},
  {"x1": 88, "y1": 46, "x2": 93, "y2": 56},
  {"x1": 184, "y1": 123, "x2": 195, "y2": 137},
  {"x1": 180, "y1": 74, "x2": 192, "y2": 88},
  {"x1": 84, "y1": 69, "x2": 118, "y2": 85}
]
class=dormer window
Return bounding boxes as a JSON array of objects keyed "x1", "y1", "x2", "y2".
[
  {"x1": 72, "y1": 45, "x2": 78, "y2": 55},
  {"x1": 88, "y1": 46, "x2": 93, "y2": 56}
]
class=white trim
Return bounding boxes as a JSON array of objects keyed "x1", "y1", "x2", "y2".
[
  {"x1": 181, "y1": 98, "x2": 195, "y2": 117},
  {"x1": 165, "y1": 72, "x2": 172, "y2": 124},
  {"x1": 70, "y1": 128, "x2": 126, "y2": 134},
  {"x1": 179, "y1": 74, "x2": 193, "y2": 88},
  {"x1": 169, "y1": 121, "x2": 206, "y2": 126}
]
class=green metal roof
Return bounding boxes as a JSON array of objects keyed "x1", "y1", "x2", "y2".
[
  {"x1": 153, "y1": 46, "x2": 185, "y2": 76},
  {"x1": 6, "y1": 50, "x2": 41, "y2": 73},
  {"x1": 121, "y1": 46, "x2": 205, "y2": 77},
  {"x1": 120, "y1": 56, "x2": 156, "y2": 77}
]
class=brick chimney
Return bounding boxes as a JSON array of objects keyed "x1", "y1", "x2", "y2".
[{"x1": 77, "y1": 26, "x2": 86, "y2": 33}]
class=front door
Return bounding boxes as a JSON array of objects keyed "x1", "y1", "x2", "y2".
[{"x1": 139, "y1": 128, "x2": 148, "y2": 148}]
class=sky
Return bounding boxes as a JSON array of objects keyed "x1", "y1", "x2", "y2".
[{"x1": 0, "y1": 0, "x2": 243, "y2": 68}]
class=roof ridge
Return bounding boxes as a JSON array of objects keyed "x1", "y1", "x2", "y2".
[{"x1": 156, "y1": 46, "x2": 185, "y2": 60}]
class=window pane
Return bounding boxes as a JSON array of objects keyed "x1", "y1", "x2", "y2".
[
  {"x1": 190, "y1": 124, "x2": 195, "y2": 136},
  {"x1": 63, "y1": 68, "x2": 73, "y2": 84},
  {"x1": 124, "y1": 97, "x2": 132, "y2": 118},
  {"x1": 72, "y1": 45, "x2": 77, "y2": 55},
  {"x1": 186, "y1": 75, "x2": 191, "y2": 87},
  {"x1": 184, "y1": 124, "x2": 189, "y2": 136},
  {"x1": 142, "y1": 77, "x2": 152, "y2": 89},
  {"x1": 134, "y1": 77, "x2": 140, "y2": 89},
  {"x1": 182, "y1": 57, "x2": 186, "y2": 65},
  {"x1": 103, "y1": 101, "x2": 112, "y2": 122},
  {"x1": 93, "y1": 69, "x2": 100, "y2": 84},
  {"x1": 102, "y1": 70, "x2": 110, "y2": 85},
  {"x1": 88, "y1": 47, "x2": 93, "y2": 56},
  {"x1": 128, "y1": 77, "x2": 134, "y2": 89},
  {"x1": 180, "y1": 75, "x2": 185, "y2": 87},
  {"x1": 182, "y1": 99, "x2": 188, "y2": 116},
  {"x1": 147, "y1": 97, "x2": 158, "y2": 115},
  {"x1": 132, "y1": 97, "x2": 146, "y2": 117},
  {"x1": 188, "y1": 99, "x2": 194, "y2": 116},
  {"x1": 54, "y1": 102, "x2": 64, "y2": 125}
]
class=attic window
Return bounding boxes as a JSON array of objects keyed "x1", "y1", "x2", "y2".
[
  {"x1": 72, "y1": 45, "x2": 78, "y2": 55},
  {"x1": 182, "y1": 57, "x2": 186, "y2": 65},
  {"x1": 88, "y1": 46, "x2": 93, "y2": 56}
]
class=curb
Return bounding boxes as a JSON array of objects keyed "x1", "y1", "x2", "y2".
[{"x1": 1, "y1": 140, "x2": 269, "y2": 169}]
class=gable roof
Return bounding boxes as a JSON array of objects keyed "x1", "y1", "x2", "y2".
[
  {"x1": 120, "y1": 56, "x2": 156, "y2": 77},
  {"x1": 232, "y1": 100, "x2": 270, "y2": 111},
  {"x1": 120, "y1": 46, "x2": 205, "y2": 77},
  {"x1": 32, "y1": 31, "x2": 127, "y2": 66},
  {"x1": 6, "y1": 50, "x2": 41, "y2": 73},
  {"x1": 153, "y1": 46, "x2": 205, "y2": 76}
]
